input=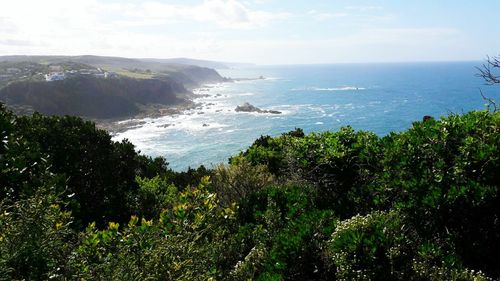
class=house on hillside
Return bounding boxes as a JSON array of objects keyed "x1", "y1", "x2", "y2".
[
  {"x1": 104, "y1": 72, "x2": 118, "y2": 78},
  {"x1": 45, "y1": 72, "x2": 66, "y2": 82}
]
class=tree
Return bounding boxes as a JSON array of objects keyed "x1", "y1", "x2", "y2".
[
  {"x1": 477, "y1": 55, "x2": 500, "y2": 85},
  {"x1": 477, "y1": 55, "x2": 500, "y2": 111}
]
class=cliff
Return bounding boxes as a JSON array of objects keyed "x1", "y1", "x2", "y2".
[
  {"x1": 0, "y1": 55, "x2": 230, "y2": 119},
  {"x1": 0, "y1": 76, "x2": 189, "y2": 119}
]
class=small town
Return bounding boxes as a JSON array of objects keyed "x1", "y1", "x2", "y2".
[
  {"x1": 0, "y1": 62, "x2": 118, "y2": 85},
  {"x1": 44, "y1": 67, "x2": 118, "y2": 82}
]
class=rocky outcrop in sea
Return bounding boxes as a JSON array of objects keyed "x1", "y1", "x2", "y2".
[{"x1": 235, "y1": 102, "x2": 281, "y2": 114}]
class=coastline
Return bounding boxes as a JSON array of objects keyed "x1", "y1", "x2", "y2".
[
  {"x1": 95, "y1": 100, "x2": 198, "y2": 135},
  {"x1": 96, "y1": 76, "x2": 267, "y2": 136},
  {"x1": 94, "y1": 82, "x2": 227, "y2": 135}
]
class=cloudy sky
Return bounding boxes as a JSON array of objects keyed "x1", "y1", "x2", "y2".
[{"x1": 0, "y1": 0, "x2": 498, "y2": 64}]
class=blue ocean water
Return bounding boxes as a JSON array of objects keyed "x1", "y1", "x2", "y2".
[{"x1": 114, "y1": 62, "x2": 500, "y2": 171}]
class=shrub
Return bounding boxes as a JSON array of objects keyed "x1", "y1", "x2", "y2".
[
  {"x1": 212, "y1": 158, "x2": 275, "y2": 207},
  {"x1": 128, "y1": 175, "x2": 178, "y2": 219},
  {"x1": 0, "y1": 187, "x2": 74, "y2": 280},
  {"x1": 235, "y1": 185, "x2": 337, "y2": 280},
  {"x1": 2, "y1": 111, "x2": 171, "y2": 228},
  {"x1": 327, "y1": 211, "x2": 413, "y2": 280},
  {"x1": 379, "y1": 111, "x2": 500, "y2": 276},
  {"x1": 68, "y1": 177, "x2": 238, "y2": 280}
]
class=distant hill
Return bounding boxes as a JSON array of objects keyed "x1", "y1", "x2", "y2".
[
  {"x1": 0, "y1": 55, "x2": 226, "y2": 88},
  {"x1": 142, "y1": 58, "x2": 230, "y2": 69},
  {"x1": 141, "y1": 57, "x2": 255, "y2": 70}
]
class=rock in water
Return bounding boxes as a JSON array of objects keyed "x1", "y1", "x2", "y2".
[
  {"x1": 266, "y1": 110, "x2": 282, "y2": 114},
  {"x1": 235, "y1": 102, "x2": 281, "y2": 114},
  {"x1": 235, "y1": 102, "x2": 260, "y2": 112}
]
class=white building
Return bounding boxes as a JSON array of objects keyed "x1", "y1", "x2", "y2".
[{"x1": 45, "y1": 72, "x2": 66, "y2": 82}]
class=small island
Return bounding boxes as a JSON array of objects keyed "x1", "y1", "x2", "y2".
[{"x1": 235, "y1": 102, "x2": 281, "y2": 114}]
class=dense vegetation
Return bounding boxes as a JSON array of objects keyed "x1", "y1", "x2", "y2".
[{"x1": 1, "y1": 101, "x2": 499, "y2": 280}]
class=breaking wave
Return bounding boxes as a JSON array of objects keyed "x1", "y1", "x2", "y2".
[{"x1": 291, "y1": 86, "x2": 366, "y2": 91}]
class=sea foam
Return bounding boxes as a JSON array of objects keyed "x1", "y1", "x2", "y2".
[{"x1": 291, "y1": 86, "x2": 366, "y2": 91}]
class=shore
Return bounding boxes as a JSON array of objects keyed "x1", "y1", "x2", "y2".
[
  {"x1": 94, "y1": 100, "x2": 199, "y2": 135},
  {"x1": 95, "y1": 76, "x2": 267, "y2": 135}
]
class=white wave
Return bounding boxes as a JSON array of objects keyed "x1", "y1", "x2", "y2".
[
  {"x1": 291, "y1": 86, "x2": 366, "y2": 92},
  {"x1": 116, "y1": 118, "x2": 141, "y2": 125}
]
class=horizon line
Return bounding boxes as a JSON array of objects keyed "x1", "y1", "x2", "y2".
[{"x1": 0, "y1": 53, "x2": 485, "y2": 67}]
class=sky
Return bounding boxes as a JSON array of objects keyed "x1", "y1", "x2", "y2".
[{"x1": 0, "y1": 0, "x2": 499, "y2": 64}]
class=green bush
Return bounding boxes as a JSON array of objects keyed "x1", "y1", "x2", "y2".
[
  {"x1": 68, "y1": 177, "x2": 238, "y2": 280},
  {"x1": 0, "y1": 109, "x2": 172, "y2": 228},
  {"x1": 235, "y1": 185, "x2": 337, "y2": 280},
  {"x1": 212, "y1": 158, "x2": 275, "y2": 207},
  {"x1": 379, "y1": 111, "x2": 500, "y2": 275},
  {"x1": 128, "y1": 175, "x2": 178, "y2": 219},
  {"x1": 327, "y1": 210, "x2": 491, "y2": 281},
  {"x1": 0, "y1": 187, "x2": 74, "y2": 280},
  {"x1": 327, "y1": 211, "x2": 410, "y2": 280},
  {"x1": 239, "y1": 127, "x2": 382, "y2": 216},
  {"x1": 2, "y1": 101, "x2": 500, "y2": 279}
]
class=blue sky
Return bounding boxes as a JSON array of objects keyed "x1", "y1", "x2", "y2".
[{"x1": 0, "y1": 0, "x2": 498, "y2": 64}]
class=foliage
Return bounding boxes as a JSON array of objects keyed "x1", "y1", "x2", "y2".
[
  {"x1": 212, "y1": 158, "x2": 275, "y2": 207},
  {"x1": 1, "y1": 102, "x2": 500, "y2": 279},
  {"x1": 327, "y1": 210, "x2": 492, "y2": 281},
  {"x1": 378, "y1": 112, "x2": 500, "y2": 276},
  {"x1": 240, "y1": 126, "x2": 382, "y2": 216},
  {"x1": 128, "y1": 175, "x2": 178, "y2": 219},
  {"x1": 165, "y1": 164, "x2": 213, "y2": 191},
  {"x1": 234, "y1": 185, "x2": 337, "y2": 280},
  {"x1": 0, "y1": 109, "x2": 172, "y2": 228},
  {"x1": 239, "y1": 110, "x2": 500, "y2": 279},
  {"x1": 68, "y1": 177, "x2": 238, "y2": 280},
  {"x1": 328, "y1": 211, "x2": 407, "y2": 280},
  {"x1": 0, "y1": 186, "x2": 74, "y2": 280}
]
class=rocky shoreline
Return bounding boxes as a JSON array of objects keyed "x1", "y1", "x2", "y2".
[
  {"x1": 98, "y1": 77, "x2": 279, "y2": 135},
  {"x1": 95, "y1": 100, "x2": 198, "y2": 135}
]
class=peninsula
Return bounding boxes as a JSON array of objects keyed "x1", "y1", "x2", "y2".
[{"x1": 0, "y1": 55, "x2": 229, "y2": 122}]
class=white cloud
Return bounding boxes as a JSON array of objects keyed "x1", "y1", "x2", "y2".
[
  {"x1": 345, "y1": 6, "x2": 384, "y2": 12},
  {"x1": 0, "y1": 0, "x2": 291, "y2": 56},
  {"x1": 307, "y1": 10, "x2": 348, "y2": 21},
  {"x1": 0, "y1": 1, "x2": 482, "y2": 64},
  {"x1": 0, "y1": 0, "x2": 290, "y2": 43},
  {"x1": 106, "y1": 0, "x2": 290, "y2": 30}
]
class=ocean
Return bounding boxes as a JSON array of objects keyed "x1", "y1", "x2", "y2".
[{"x1": 113, "y1": 61, "x2": 500, "y2": 171}]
